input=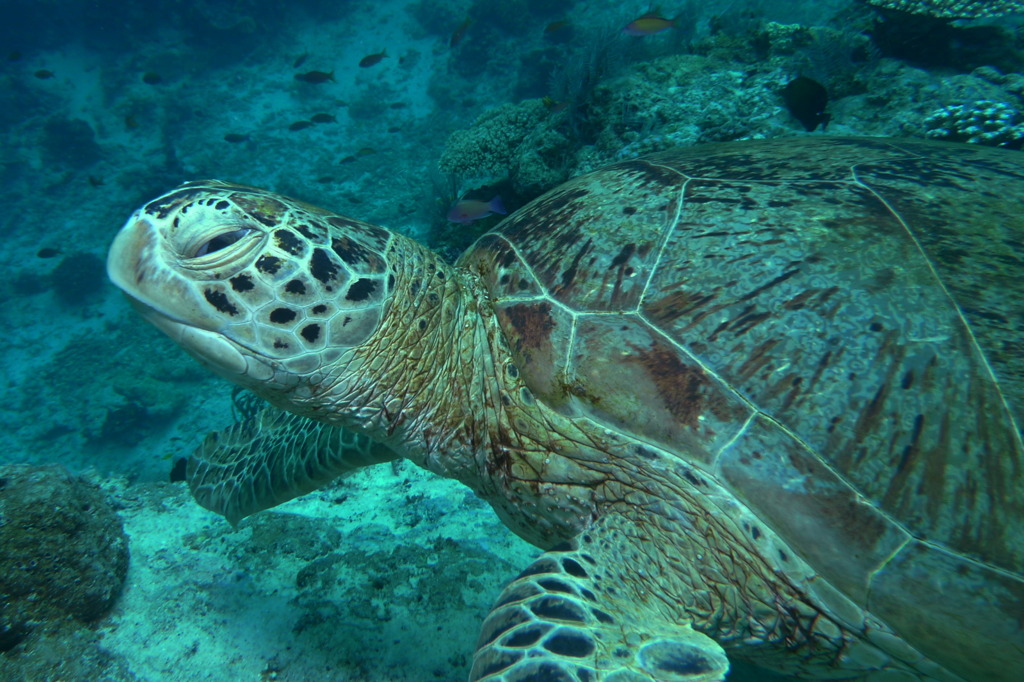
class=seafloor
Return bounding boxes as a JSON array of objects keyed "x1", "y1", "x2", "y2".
[{"x1": 1, "y1": 0, "x2": 1021, "y2": 680}]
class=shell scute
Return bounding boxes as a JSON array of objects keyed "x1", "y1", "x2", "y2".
[
  {"x1": 718, "y1": 413, "x2": 911, "y2": 605},
  {"x1": 488, "y1": 160, "x2": 685, "y2": 312},
  {"x1": 868, "y1": 539, "x2": 1024, "y2": 682},
  {"x1": 570, "y1": 314, "x2": 750, "y2": 464},
  {"x1": 492, "y1": 300, "x2": 574, "y2": 412}
]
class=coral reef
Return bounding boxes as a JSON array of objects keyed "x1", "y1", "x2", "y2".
[
  {"x1": 438, "y1": 99, "x2": 572, "y2": 197},
  {"x1": 439, "y1": 99, "x2": 548, "y2": 177},
  {"x1": 0, "y1": 464, "x2": 129, "y2": 651},
  {"x1": 41, "y1": 117, "x2": 102, "y2": 169},
  {"x1": 924, "y1": 100, "x2": 1024, "y2": 148},
  {"x1": 585, "y1": 53, "x2": 783, "y2": 160},
  {"x1": 50, "y1": 251, "x2": 107, "y2": 305},
  {"x1": 974, "y1": 65, "x2": 1024, "y2": 97},
  {"x1": 862, "y1": 0, "x2": 1024, "y2": 18}
]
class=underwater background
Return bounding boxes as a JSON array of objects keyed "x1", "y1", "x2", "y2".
[{"x1": 1, "y1": 1, "x2": 1022, "y2": 680}]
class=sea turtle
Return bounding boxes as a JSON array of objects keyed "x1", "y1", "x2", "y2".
[{"x1": 106, "y1": 137, "x2": 1024, "y2": 681}]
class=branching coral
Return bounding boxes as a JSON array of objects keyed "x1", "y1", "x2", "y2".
[
  {"x1": 863, "y1": 0, "x2": 1024, "y2": 18},
  {"x1": 438, "y1": 100, "x2": 548, "y2": 177},
  {"x1": 924, "y1": 100, "x2": 1024, "y2": 148},
  {"x1": 438, "y1": 99, "x2": 573, "y2": 197}
]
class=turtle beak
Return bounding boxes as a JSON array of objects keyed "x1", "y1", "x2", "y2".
[
  {"x1": 107, "y1": 211, "x2": 287, "y2": 388},
  {"x1": 107, "y1": 211, "x2": 154, "y2": 298},
  {"x1": 108, "y1": 212, "x2": 229, "y2": 333}
]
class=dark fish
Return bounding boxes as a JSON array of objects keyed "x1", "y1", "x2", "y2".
[
  {"x1": 387, "y1": 126, "x2": 401, "y2": 133},
  {"x1": 142, "y1": 72, "x2": 162, "y2": 84},
  {"x1": 289, "y1": 120, "x2": 314, "y2": 131},
  {"x1": 310, "y1": 113, "x2": 336, "y2": 123},
  {"x1": 339, "y1": 155, "x2": 357, "y2": 164},
  {"x1": 355, "y1": 147, "x2": 376, "y2": 156},
  {"x1": 124, "y1": 115, "x2": 139, "y2": 129},
  {"x1": 293, "y1": 53, "x2": 309, "y2": 68},
  {"x1": 388, "y1": 102, "x2": 407, "y2": 109},
  {"x1": 34, "y1": 69, "x2": 54, "y2": 79},
  {"x1": 8, "y1": 51, "x2": 22, "y2": 61},
  {"x1": 224, "y1": 133, "x2": 250, "y2": 143},
  {"x1": 449, "y1": 18, "x2": 473, "y2": 48},
  {"x1": 37, "y1": 248, "x2": 61, "y2": 259},
  {"x1": 169, "y1": 457, "x2": 187, "y2": 482},
  {"x1": 316, "y1": 176, "x2": 334, "y2": 183},
  {"x1": 782, "y1": 76, "x2": 831, "y2": 132},
  {"x1": 294, "y1": 70, "x2": 334, "y2": 84},
  {"x1": 88, "y1": 175, "x2": 104, "y2": 187},
  {"x1": 359, "y1": 50, "x2": 387, "y2": 68}
]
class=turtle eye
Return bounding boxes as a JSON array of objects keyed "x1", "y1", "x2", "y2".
[{"x1": 192, "y1": 228, "x2": 252, "y2": 258}]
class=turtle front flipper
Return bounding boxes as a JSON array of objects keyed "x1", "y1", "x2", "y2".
[
  {"x1": 470, "y1": 524, "x2": 729, "y2": 682},
  {"x1": 187, "y1": 401, "x2": 397, "y2": 525}
]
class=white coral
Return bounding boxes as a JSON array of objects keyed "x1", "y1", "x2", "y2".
[{"x1": 863, "y1": 0, "x2": 1024, "y2": 18}]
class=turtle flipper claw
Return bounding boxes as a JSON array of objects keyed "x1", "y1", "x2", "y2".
[{"x1": 471, "y1": 531, "x2": 728, "y2": 682}]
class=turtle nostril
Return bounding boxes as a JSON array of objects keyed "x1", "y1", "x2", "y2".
[{"x1": 192, "y1": 228, "x2": 252, "y2": 258}]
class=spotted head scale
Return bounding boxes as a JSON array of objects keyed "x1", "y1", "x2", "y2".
[{"x1": 107, "y1": 180, "x2": 394, "y2": 395}]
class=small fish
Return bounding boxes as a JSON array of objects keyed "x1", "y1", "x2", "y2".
[
  {"x1": 782, "y1": 76, "x2": 831, "y2": 132},
  {"x1": 388, "y1": 102, "x2": 407, "y2": 109},
  {"x1": 359, "y1": 50, "x2": 387, "y2": 68},
  {"x1": 355, "y1": 147, "x2": 376, "y2": 157},
  {"x1": 542, "y1": 96, "x2": 569, "y2": 112},
  {"x1": 294, "y1": 70, "x2": 334, "y2": 84},
  {"x1": 37, "y1": 247, "x2": 61, "y2": 259},
  {"x1": 224, "y1": 133, "x2": 250, "y2": 143},
  {"x1": 34, "y1": 69, "x2": 54, "y2": 79},
  {"x1": 124, "y1": 115, "x2": 139, "y2": 129},
  {"x1": 339, "y1": 155, "x2": 357, "y2": 164},
  {"x1": 8, "y1": 51, "x2": 22, "y2": 61},
  {"x1": 310, "y1": 113, "x2": 336, "y2": 123},
  {"x1": 289, "y1": 120, "x2": 314, "y2": 131},
  {"x1": 545, "y1": 20, "x2": 570, "y2": 33},
  {"x1": 387, "y1": 126, "x2": 401, "y2": 133},
  {"x1": 293, "y1": 53, "x2": 309, "y2": 68},
  {"x1": 450, "y1": 18, "x2": 473, "y2": 48},
  {"x1": 622, "y1": 13, "x2": 675, "y2": 36},
  {"x1": 448, "y1": 196, "x2": 506, "y2": 224},
  {"x1": 142, "y1": 72, "x2": 162, "y2": 84},
  {"x1": 316, "y1": 176, "x2": 334, "y2": 184},
  {"x1": 88, "y1": 175, "x2": 104, "y2": 187}
]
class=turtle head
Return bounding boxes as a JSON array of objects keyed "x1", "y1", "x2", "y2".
[{"x1": 107, "y1": 180, "x2": 395, "y2": 397}]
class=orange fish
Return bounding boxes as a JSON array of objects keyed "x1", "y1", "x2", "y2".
[
  {"x1": 448, "y1": 196, "x2": 506, "y2": 225},
  {"x1": 623, "y1": 13, "x2": 675, "y2": 36},
  {"x1": 545, "y1": 20, "x2": 571, "y2": 34},
  {"x1": 359, "y1": 50, "x2": 387, "y2": 67},
  {"x1": 450, "y1": 18, "x2": 473, "y2": 48}
]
